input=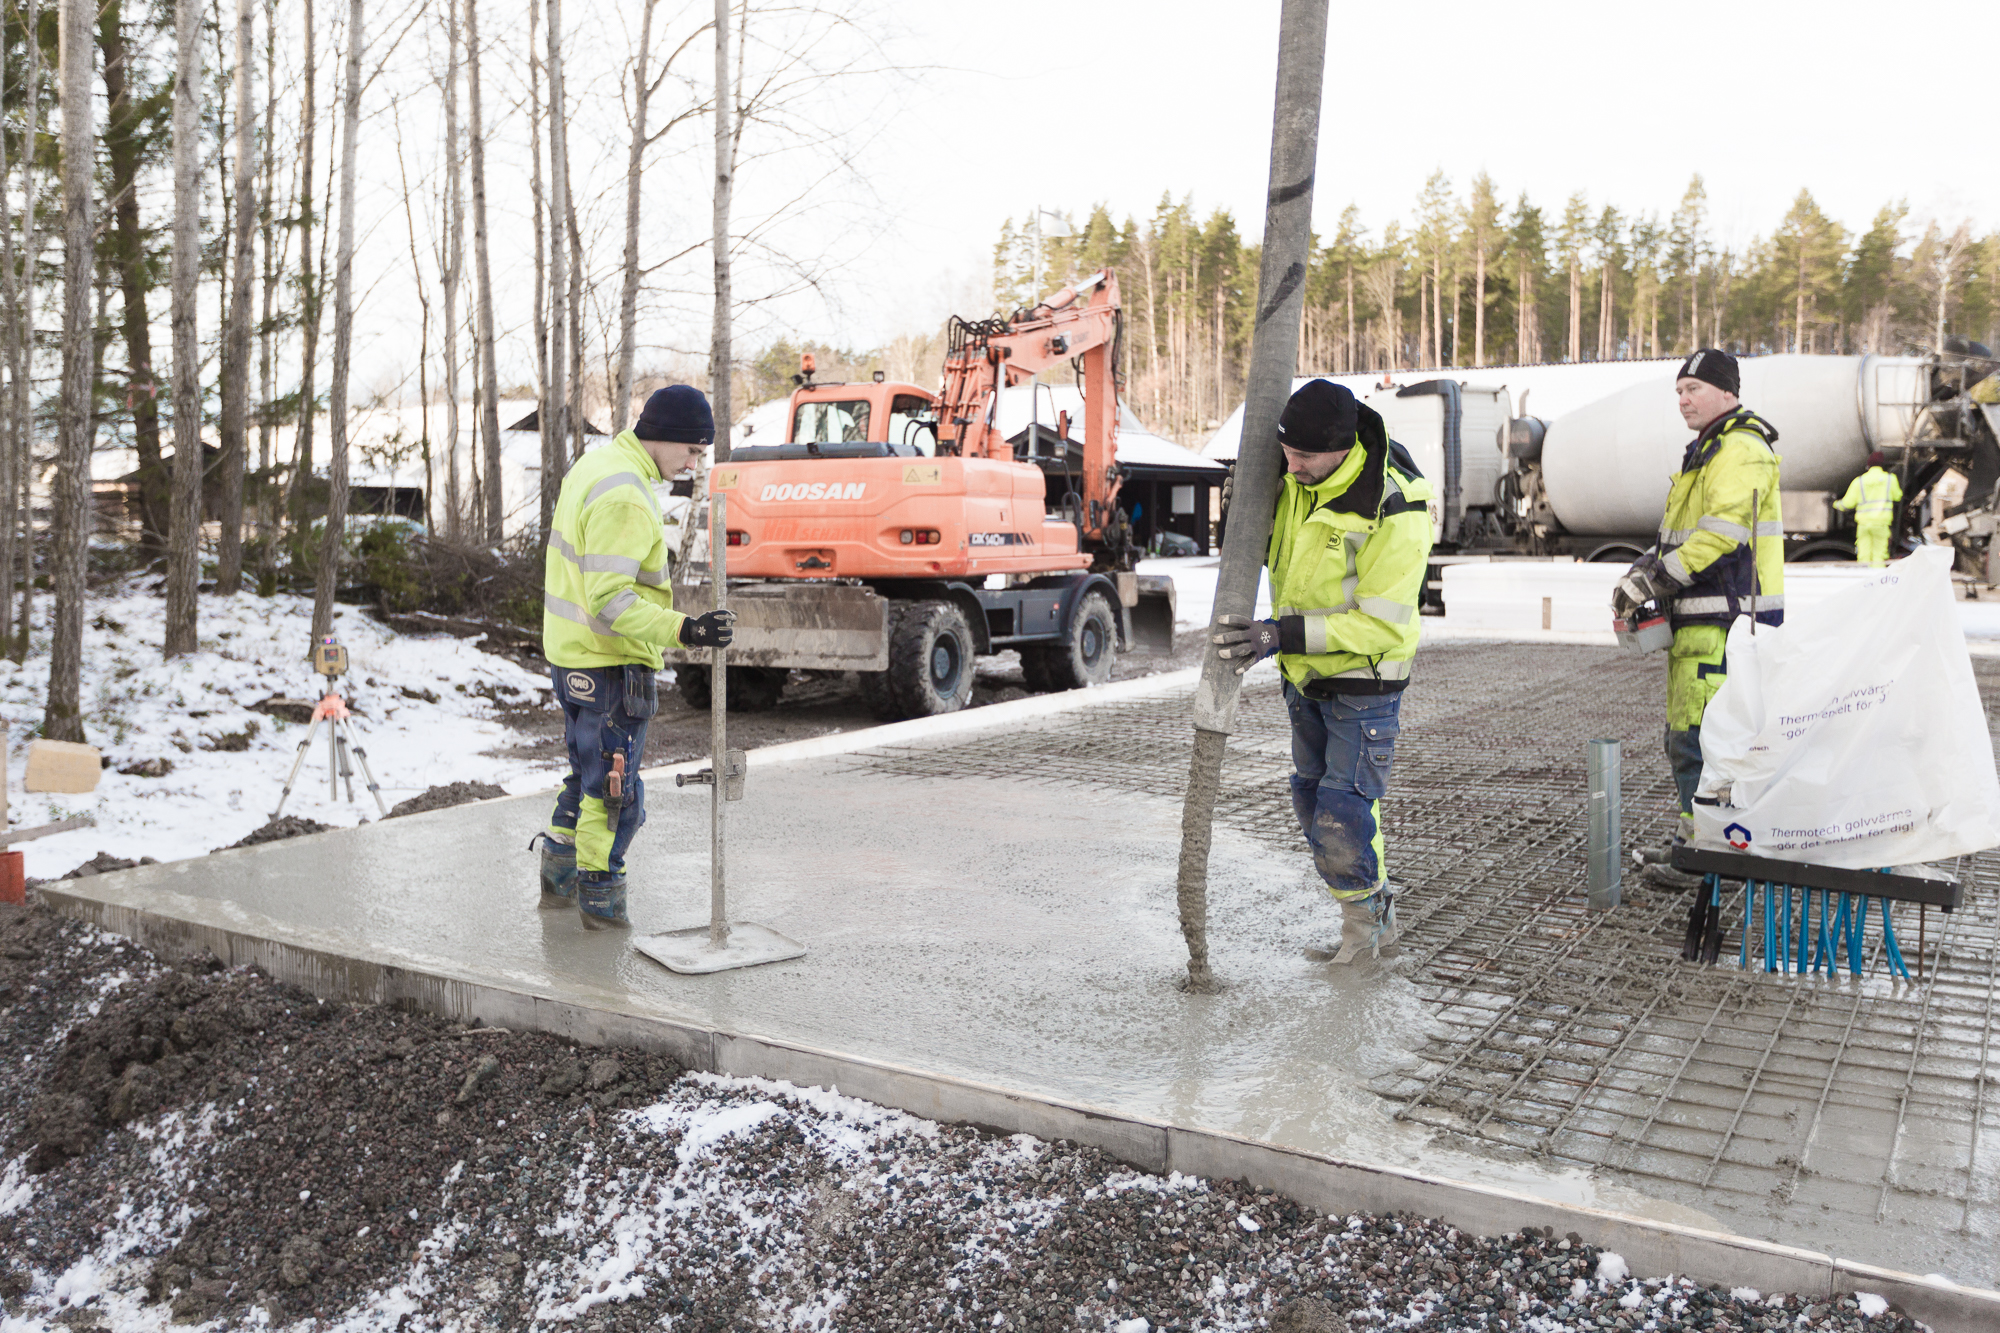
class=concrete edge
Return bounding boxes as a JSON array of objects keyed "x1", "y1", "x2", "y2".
[
  {"x1": 37, "y1": 886, "x2": 2000, "y2": 1331},
  {"x1": 634, "y1": 664, "x2": 1206, "y2": 782}
]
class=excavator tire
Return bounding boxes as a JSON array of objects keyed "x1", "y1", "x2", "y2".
[
  {"x1": 675, "y1": 664, "x2": 712, "y2": 711},
  {"x1": 672, "y1": 664, "x2": 786, "y2": 713},
  {"x1": 1018, "y1": 646, "x2": 1057, "y2": 693},
  {"x1": 729, "y1": 667, "x2": 787, "y2": 713},
  {"x1": 855, "y1": 603, "x2": 904, "y2": 719},
  {"x1": 888, "y1": 599, "x2": 975, "y2": 718},
  {"x1": 1040, "y1": 590, "x2": 1115, "y2": 691}
]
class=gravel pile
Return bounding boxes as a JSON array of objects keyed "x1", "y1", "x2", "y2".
[
  {"x1": 216, "y1": 815, "x2": 335, "y2": 850},
  {"x1": 0, "y1": 898, "x2": 1932, "y2": 1331},
  {"x1": 387, "y1": 780, "x2": 509, "y2": 819}
]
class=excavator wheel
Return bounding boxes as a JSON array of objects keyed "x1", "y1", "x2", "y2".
[
  {"x1": 674, "y1": 664, "x2": 712, "y2": 711},
  {"x1": 888, "y1": 599, "x2": 976, "y2": 718},
  {"x1": 672, "y1": 664, "x2": 786, "y2": 713},
  {"x1": 1040, "y1": 591, "x2": 1115, "y2": 691},
  {"x1": 856, "y1": 669, "x2": 898, "y2": 719},
  {"x1": 729, "y1": 667, "x2": 787, "y2": 713},
  {"x1": 1018, "y1": 646, "x2": 1057, "y2": 693}
]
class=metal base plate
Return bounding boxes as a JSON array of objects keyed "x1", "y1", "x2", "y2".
[{"x1": 634, "y1": 921, "x2": 807, "y2": 975}]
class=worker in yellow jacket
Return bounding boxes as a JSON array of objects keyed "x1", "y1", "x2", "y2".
[
  {"x1": 1614, "y1": 350, "x2": 1783, "y2": 882},
  {"x1": 1213, "y1": 379, "x2": 1435, "y2": 962},
  {"x1": 537, "y1": 385, "x2": 736, "y2": 929},
  {"x1": 1833, "y1": 452, "x2": 1902, "y2": 567}
]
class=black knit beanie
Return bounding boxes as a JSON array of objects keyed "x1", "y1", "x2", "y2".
[
  {"x1": 1675, "y1": 348, "x2": 1739, "y2": 397},
  {"x1": 1276, "y1": 379, "x2": 1359, "y2": 454},
  {"x1": 634, "y1": 385, "x2": 715, "y2": 443}
]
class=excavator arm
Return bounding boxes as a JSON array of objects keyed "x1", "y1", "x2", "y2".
[{"x1": 938, "y1": 271, "x2": 1126, "y2": 553}]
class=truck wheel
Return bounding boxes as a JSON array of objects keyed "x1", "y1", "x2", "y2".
[
  {"x1": 1018, "y1": 646, "x2": 1056, "y2": 693},
  {"x1": 889, "y1": 599, "x2": 975, "y2": 717},
  {"x1": 728, "y1": 667, "x2": 786, "y2": 713},
  {"x1": 675, "y1": 664, "x2": 712, "y2": 710},
  {"x1": 1042, "y1": 591, "x2": 1115, "y2": 691},
  {"x1": 856, "y1": 669, "x2": 898, "y2": 719}
]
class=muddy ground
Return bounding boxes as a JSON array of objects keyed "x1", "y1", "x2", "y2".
[
  {"x1": 0, "y1": 898, "x2": 1929, "y2": 1331},
  {"x1": 487, "y1": 629, "x2": 1211, "y2": 769}
]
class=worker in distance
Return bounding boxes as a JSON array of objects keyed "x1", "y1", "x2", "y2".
[
  {"x1": 1833, "y1": 451, "x2": 1902, "y2": 568},
  {"x1": 534, "y1": 385, "x2": 738, "y2": 929},
  {"x1": 1212, "y1": 380, "x2": 1434, "y2": 962},
  {"x1": 1612, "y1": 350, "x2": 1783, "y2": 887}
]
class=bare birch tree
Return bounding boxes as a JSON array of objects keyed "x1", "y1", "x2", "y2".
[
  {"x1": 164, "y1": 0, "x2": 203, "y2": 657},
  {"x1": 257, "y1": 0, "x2": 281, "y2": 546},
  {"x1": 216, "y1": 0, "x2": 257, "y2": 592},
  {"x1": 439, "y1": 2, "x2": 464, "y2": 537},
  {"x1": 543, "y1": 0, "x2": 571, "y2": 502},
  {"x1": 528, "y1": 0, "x2": 554, "y2": 535},
  {"x1": 289, "y1": 0, "x2": 322, "y2": 531},
  {"x1": 5, "y1": 0, "x2": 46, "y2": 661},
  {"x1": 464, "y1": 0, "x2": 501, "y2": 541},
  {"x1": 44, "y1": 0, "x2": 93, "y2": 739},
  {"x1": 710, "y1": 0, "x2": 732, "y2": 462},
  {"x1": 311, "y1": 0, "x2": 363, "y2": 647}
]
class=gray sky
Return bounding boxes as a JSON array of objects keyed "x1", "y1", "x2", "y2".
[{"x1": 833, "y1": 0, "x2": 2000, "y2": 345}]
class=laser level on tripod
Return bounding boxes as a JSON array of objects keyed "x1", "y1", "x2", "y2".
[{"x1": 273, "y1": 635, "x2": 388, "y2": 819}]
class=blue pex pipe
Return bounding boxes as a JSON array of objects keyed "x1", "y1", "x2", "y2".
[
  {"x1": 1763, "y1": 882, "x2": 1777, "y2": 973},
  {"x1": 1740, "y1": 881, "x2": 1754, "y2": 970},
  {"x1": 1780, "y1": 885, "x2": 1792, "y2": 974},
  {"x1": 1814, "y1": 889, "x2": 1835, "y2": 976},
  {"x1": 1881, "y1": 899, "x2": 1911, "y2": 981}
]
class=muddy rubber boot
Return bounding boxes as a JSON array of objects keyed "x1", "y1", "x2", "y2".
[
  {"x1": 576, "y1": 872, "x2": 630, "y2": 931},
  {"x1": 1331, "y1": 890, "x2": 1397, "y2": 964},
  {"x1": 535, "y1": 836, "x2": 578, "y2": 909}
]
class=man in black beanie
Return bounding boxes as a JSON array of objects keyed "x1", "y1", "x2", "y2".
[
  {"x1": 1212, "y1": 379, "x2": 1435, "y2": 963},
  {"x1": 535, "y1": 385, "x2": 737, "y2": 930},
  {"x1": 1615, "y1": 349, "x2": 1784, "y2": 888}
]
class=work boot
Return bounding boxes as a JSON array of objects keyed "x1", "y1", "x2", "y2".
[
  {"x1": 576, "y1": 872, "x2": 630, "y2": 931},
  {"x1": 1331, "y1": 888, "x2": 1398, "y2": 964},
  {"x1": 534, "y1": 834, "x2": 578, "y2": 909},
  {"x1": 1642, "y1": 861, "x2": 1704, "y2": 890}
]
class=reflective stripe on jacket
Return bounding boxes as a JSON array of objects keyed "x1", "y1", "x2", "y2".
[
  {"x1": 1658, "y1": 409, "x2": 1785, "y2": 630},
  {"x1": 542, "y1": 430, "x2": 685, "y2": 669},
  {"x1": 1265, "y1": 403, "x2": 1435, "y2": 695},
  {"x1": 1833, "y1": 466, "x2": 1902, "y2": 528}
]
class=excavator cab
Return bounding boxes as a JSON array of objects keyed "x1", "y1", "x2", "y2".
[{"x1": 771, "y1": 378, "x2": 940, "y2": 458}]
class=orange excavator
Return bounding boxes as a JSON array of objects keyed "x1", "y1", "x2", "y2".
[{"x1": 663, "y1": 270, "x2": 1175, "y2": 719}]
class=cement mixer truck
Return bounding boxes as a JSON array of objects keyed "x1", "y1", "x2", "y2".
[
  {"x1": 1294, "y1": 347, "x2": 2000, "y2": 585},
  {"x1": 1495, "y1": 347, "x2": 2000, "y2": 574}
]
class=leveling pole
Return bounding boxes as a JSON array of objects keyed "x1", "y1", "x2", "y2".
[
  {"x1": 710, "y1": 493, "x2": 730, "y2": 947},
  {"x1": 635, "y1": 489, "x2": 804, "y2": 975},
  {"x1": 1173, "y1": 0, "x2": 1328, "y2": 992}
]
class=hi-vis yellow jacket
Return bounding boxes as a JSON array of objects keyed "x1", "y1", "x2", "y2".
[
  {"x1": 1833, "y1": 465, "x2": 1902, "y2": 530},
  {"x1": 1658, "y1": 409, "x2": 1784, "y2": 630},
  {"x1": 1266, "y1": 405, "x2": 1435, "y2": 695},
  {"x1": 542, "y1": 431, "x2": 685, "y2": 669}
]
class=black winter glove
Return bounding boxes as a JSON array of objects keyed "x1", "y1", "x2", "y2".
[
  {"x1": 1211, "y1": 613, "x2": 1305, "y2": 674},
  {"x1": 1612, "y1": 551, "x2": 1672, "y2": 620},
  {"x1": 679, "y1": 609, "x2": 738, "y2": 649}
]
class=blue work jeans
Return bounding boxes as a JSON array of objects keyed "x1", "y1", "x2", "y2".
[
  {"x1": 547, "y1": 665, "x2": 655, "y2": 876},
  {"x1": 1283, "y1": 683, "x2": 1402, "y2": 899}
]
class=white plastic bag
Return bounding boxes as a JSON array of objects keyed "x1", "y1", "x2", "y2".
[{"x1": 1691, "y1": 546, "x2": 2000, "y2": 868}]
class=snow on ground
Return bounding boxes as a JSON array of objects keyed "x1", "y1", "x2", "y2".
[{"x1": 2, "y1": 578, "x2": 561, "y2": 879}]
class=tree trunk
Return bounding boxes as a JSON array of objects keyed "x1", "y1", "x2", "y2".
[
  {"x1": 0, "y1": 10, "x2": 17, "y2": 656},
  {"x1": 1473, "y1": 242, "x2": 1486, "y2": 368},
  {"x1": 257, "y1": 0, "x2": 278, "y2": 562},
  {"x1": 710, "y1": 0, "x2": 732, "y2": 461},
  {"x1": 8, "y1": 0, "x2": 47, "y2": 662},
  {"x1": 312, "y1": 0, "x2": 363, "y2": 648},
  {"x1": 98, "y1": 3, "x2": 167, "y2": 561},
  {"x1": 45, "y1": 0, "x2": 94, "y2": 739},
  {"x1": 164, "y1": 0, "x2": 203, "y2": 657},
  {"x1": 1567, "y1": 257, "x2": 1580, "y2": 363},
  {"x1": 215, "y1": 0, "x2": 256, "y2": 593},
  {"x1": 441, "y1": 0, "x2": 463, "y2": 538},
  {"x1": 465, "y1": 0, "x2": 502, "y2": 542},
  {"x1": 615, "y1": 0, "x2": 658, "y2": 430},
  {"x1": 289, "y1": 0, "x2": 319, "y2": 531},
  {"x1": 541, "y1": 0, "x2": 569, "y2": 528}
]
